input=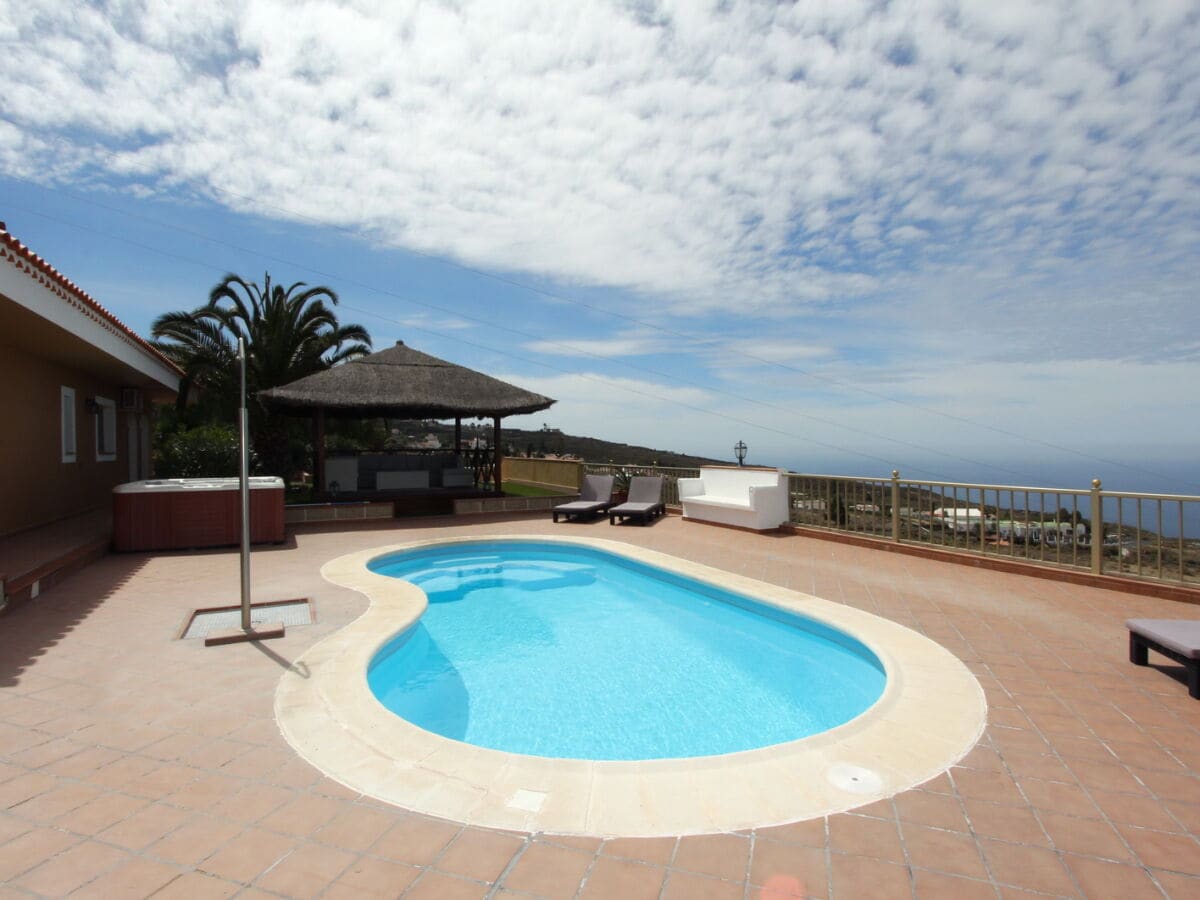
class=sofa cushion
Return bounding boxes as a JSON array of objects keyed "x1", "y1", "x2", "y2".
[
  {"x1": 377, "y1": 470, "x2": 429, "y2": 490},
  {"x1": 684, "y1": 494, "x2": 753, "y2": 510}
]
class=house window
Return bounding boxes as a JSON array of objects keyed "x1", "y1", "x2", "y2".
[
  {"x1": 61, "y1": 386, "x2": 76, "y2": 463},
  {"x1": 94, "y1": 396, "x2": 117, "y2": 462}
]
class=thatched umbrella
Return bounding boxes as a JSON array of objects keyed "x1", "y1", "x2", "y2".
[{"x1": 261, "y1": 341, "x2": 554, "y2": 495}]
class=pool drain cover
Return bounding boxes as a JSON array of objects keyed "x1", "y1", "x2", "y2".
[
  {"x1": 181, "y1": 599, "x2": 312, "y2": 640},
  {"x1": 826, "y1": 763, "x2": 884, "y2": 795}
]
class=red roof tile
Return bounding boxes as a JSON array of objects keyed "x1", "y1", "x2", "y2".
[{"x1": 0, "y1": 220, "x2": 183, "y2": 379}]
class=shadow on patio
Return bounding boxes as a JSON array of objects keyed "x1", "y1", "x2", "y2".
[{"x1": 0, "y1": 551, "x2": 152, "y2": 689}]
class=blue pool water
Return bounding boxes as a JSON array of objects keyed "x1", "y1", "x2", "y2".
[{"x1": 367, "y1": 541, "x2": 886, "y2": 760}]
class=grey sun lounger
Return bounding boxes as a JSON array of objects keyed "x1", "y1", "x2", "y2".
[
  {"x1": 1127, "y1": 619, "x2": 1200, "y2": 699},
  {"x1": 609, "y1": 476, "x2": 666, "y2": 526},
  {"x1": 552, "y1": 474, "x2": 615, "y2": 523}
]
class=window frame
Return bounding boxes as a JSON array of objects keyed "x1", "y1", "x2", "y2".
[
  {"x1": 61, "y1": 386, "x2": 77, "y2": 463},
  {"x1": 94, "y1": 395, "x2": 117, "y2": 462}
]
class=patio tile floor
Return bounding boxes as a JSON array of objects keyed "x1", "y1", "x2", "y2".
[{"x1": 1, "y1": 513, "x2": 1199, "y2": 897}]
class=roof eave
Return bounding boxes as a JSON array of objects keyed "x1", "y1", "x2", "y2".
[{"x1": 261, "y1": 393, "x2": 555, "y2": 419}]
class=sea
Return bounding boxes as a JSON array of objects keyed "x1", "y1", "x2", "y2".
[{"x1": 783, "y1": 458, "x2": 1200, "y2": 539}]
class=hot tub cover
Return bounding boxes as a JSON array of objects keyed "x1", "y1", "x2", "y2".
[{"x1": 114, "y1": 477, "x2": 285, "y2": 493}]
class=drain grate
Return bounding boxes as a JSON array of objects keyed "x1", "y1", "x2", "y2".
[
  {"x1": 181, "y1": 599, "x2": 312, "y2": 640},
  {"x1": 825, "y1": 763, "x2": 884, "y2": 795}
]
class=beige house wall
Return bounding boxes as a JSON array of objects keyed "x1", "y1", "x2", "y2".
[{"x1": 0, "y1": 346, "x2": 145, "y2": 537}]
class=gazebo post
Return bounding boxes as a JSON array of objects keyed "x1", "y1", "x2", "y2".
[
  {"x1": 492, "y1": 415, "x2": 502, "y2": 495},
  {"x1": 313, "y1": 407, "x2": 326, "y2": 497},
  {"x1": 454, "y1": 417, "x2": 462, "y2": 454}
]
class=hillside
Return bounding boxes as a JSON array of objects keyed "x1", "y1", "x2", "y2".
[
  {"x1": 390, "y1": 421, "x2": 724, "y2": 468},
  {"x1": 506, "y1": 427, "x2": 725, "y2": 468}
]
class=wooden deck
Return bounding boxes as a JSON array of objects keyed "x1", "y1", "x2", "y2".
[{"x1": 0, "y1": 508, "x2": 112, "y2": 609}]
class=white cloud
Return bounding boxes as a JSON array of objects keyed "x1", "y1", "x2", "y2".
[
  {"x1": 2, "y1": 0, "x2": 1199, "y2": 475},
  {"x1": 386, "y1": 311, "x2": 477, "y2": 335},
  {"x1": 2, "y1": 0, "x2": 1196, "y2": 325},
  {"x1": 496, "y1": 370, "x2": 727, "y2": 456},
  {"x1": 513, "y1": 358, "x2": 1200, "y2": 489},
  {"x1": 719, "y1": 339, "x2": 835, "y2": 365},
  {"x1": 522, "y1": 333, "x2": 674, "y2": 359}
]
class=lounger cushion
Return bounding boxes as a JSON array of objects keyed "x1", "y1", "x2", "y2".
[
  {"x1": 625, "y1": 476, "x2": 664, "y2": 505},
  {"x1": 554, "y1": 500, "x2": 607, "y2": 513},
  {"x1": 1127, "y1": 619, "x2": 1200, "y2": 660},
  {"x1": 609, "y1": 502, "x2": 659, "y2": 516},
  {"x1": 577, "y1": 474, "x2": 615, "y2": 503}
]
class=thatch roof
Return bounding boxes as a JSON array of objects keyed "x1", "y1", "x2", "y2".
[{"x1": 260, "y1": 341, "x2": 555, "y2": 419}]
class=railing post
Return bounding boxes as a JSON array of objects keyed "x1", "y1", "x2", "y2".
[
  {"x1": 891, "y1": 470, "x2": 900, "y2": 542},
  {"x1": 1090, "y1": 478, "x2": 1103, "y2": 575}
]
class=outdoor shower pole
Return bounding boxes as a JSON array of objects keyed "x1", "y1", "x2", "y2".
[{"x1": 238, "y1": 337, "x2": 252, "y2": 631}]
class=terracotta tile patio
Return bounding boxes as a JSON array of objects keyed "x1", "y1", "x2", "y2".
[{"x1": 1, "y1": 512, "x2": 1198, "y2": 898}]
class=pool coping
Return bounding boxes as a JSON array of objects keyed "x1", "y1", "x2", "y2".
[{"x1": 275, "y1": 535, "x2": 987, "y2": 837}]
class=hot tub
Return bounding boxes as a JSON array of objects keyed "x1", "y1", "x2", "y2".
[{"x1": 112, "y1": 477, "x2": 286, "y2": 552}]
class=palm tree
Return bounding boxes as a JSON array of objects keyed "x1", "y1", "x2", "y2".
[{"x1": 153, "y1": 272, "x2": 372, "y2": 475}]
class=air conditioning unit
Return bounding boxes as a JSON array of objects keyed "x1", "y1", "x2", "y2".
[{"x1": 119, "y1": 388, "x2": 143, "y2": 411}]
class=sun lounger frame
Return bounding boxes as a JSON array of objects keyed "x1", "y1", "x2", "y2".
[
  {"x1": 552, "y1": 474, "x2": 615, "y2": 523},
  {"x1": 1127, "y1": 619, "x2": 1200, "y2": 699},
  {"x1": 608, "y1": 476, "x2": 666, "y2": 526}
]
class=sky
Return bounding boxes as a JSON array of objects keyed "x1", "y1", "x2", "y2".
[{"x1": 2, "y1": 0, "x2": 1198, "y2": 490}]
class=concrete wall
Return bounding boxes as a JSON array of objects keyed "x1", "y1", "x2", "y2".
[
  {"x1": 0, "y1": 346, "x2": 146, "y2": 536},
  {"x1": 453, "y1": 495, "x2": 564, "y2": 515}
]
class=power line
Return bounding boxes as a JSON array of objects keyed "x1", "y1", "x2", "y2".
[
  {"x1": 177, "y1": 171, "x2": 1198, "y2": 487},
  {"x1": 7, "y1": 169, "x2": 1198, "y2": 490},
  {"x1": 5, "y1": 185, "x2": 1028, "y2": 475},
  {"x1": 2, "y1": 198, "x2": 953, "y2": 476}
]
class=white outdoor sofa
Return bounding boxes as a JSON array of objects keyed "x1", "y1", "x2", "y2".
[{"x1": 677, "y1": 466, "x2": 790, "y2": 532}]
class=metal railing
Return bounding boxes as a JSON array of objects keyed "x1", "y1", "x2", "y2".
[
  {"x1": 460, "y1": 447, "x2": 497, "y2": 489},
  {"x1": 579, "y1": 462, "x2": 1199, "y2": 588},
  {"x1": 1096, "y1": 489, "x2": 1199, "y2": 584},
  {"x1": 789, "y1": 471, "x2": 1200, "y2": 587}
]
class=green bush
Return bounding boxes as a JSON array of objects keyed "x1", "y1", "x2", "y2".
[{"x1": 155, "y1": 425, "x2": 242, "y2": 477}]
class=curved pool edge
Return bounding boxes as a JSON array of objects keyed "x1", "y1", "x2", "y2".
[{"x1": 276, "y1": 535, "x2": 987, "y2": 837}]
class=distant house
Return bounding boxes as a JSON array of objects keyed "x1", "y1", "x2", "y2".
[
  {"x1": 0, "y1": 223, "x2": 181, "y2": 537},
  {"x1": 930, "y1": 507, "x2": 988, "y2": 533},
  {"x1": 995, "y1": 520, "x2": 1089, "y2": 547}
]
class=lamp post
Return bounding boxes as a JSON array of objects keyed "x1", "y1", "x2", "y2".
[{"x1": 734, "y1": 440, "x2": 748, "y2": 466}]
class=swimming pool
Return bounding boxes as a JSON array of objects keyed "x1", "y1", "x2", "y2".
[
  {"x1": 277, "y1": 535, "x2": 986, "y2": 835},
  {"x1": 366, "y1": 541, "x2": 885, "y2": 760}
]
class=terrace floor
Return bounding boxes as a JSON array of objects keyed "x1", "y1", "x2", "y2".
[{"x1": 1, "y1": 513, "x2": 1198, "y2": 899}]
